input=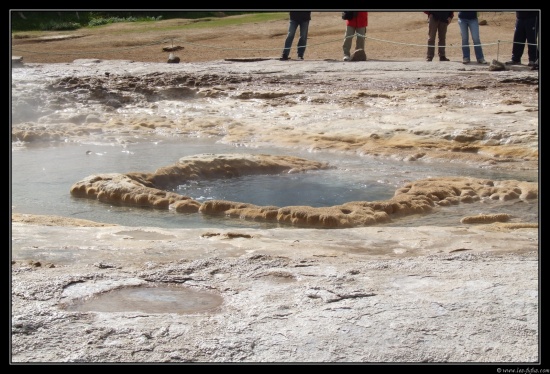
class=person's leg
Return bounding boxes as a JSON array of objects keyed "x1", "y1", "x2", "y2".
[
  {"x1": 458, "y1": 18, "x2": 471, "y2": 60},
  {"x1": 426, "y1": 17, "x2": 437, "y2": 59},
  {"x1": 282, "y1": 19, "x2": 299, "y2": 58},
  {"x1": 296, "y1": 20, "x2": 309, "y2": 58},
  {"x1": 437, "y1": 21, "x2": 448, "y2": 58},
  {"x1": 343, "y1": 26, "x2": 355, "y2": 58},
  {"x1": 355, "y1": 26, "x2": 366, "y2": 51},
  {"x1": 469, "y1": 18, "x2": 485, "y2": 61},
  {"x1": 525, "y1": 16, "x2": 538, "y2": 63},
  {"x1": 511, "y1": 18, "x2": 526, "y2": 62}
]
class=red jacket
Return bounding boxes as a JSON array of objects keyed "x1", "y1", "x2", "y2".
[{"x1": 346, "y1": 11, "x2": 368, "y2": 28}]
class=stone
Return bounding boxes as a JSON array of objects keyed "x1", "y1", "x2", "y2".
[
  {"x1": 167, "y1": 56, "x2": 180, "y2": 63},
  {"x1": 351, "y1": 49, "x2": 367, "y2": 61},
  {"x1": 489, "y1": 59, "x2": 505, "y2": 71}
]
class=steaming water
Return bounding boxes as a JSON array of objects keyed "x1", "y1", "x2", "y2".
[{"x1": 11, "y1": 138, "x2": 538, "y2": 229}]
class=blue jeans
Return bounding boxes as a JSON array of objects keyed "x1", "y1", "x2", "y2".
[
  {"x1": 282, "y1": 19, "x2": 309, "y2": 58},
  {"x1": 458, "y1": 17, "x2": 484, "y2": 60}
]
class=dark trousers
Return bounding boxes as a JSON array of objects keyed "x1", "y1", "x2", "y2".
[
  {"x1": 427, "y1": 17, "x2": 449, "y2": 58},
  {"x1": 511, "y1": 16, "x2": 539, "y2": 62}
]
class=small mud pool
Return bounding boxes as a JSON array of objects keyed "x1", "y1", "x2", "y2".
[{"x1": 63, "y1": 285, "x2": 223, "y2": 315}]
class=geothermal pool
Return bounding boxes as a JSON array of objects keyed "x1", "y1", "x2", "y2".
[
  {"x1": 10, "y1": 60, "x2": 539, "y2": 230},
  {"x1": 11, "y1": 137, "x2": 538, "y2": 229}
]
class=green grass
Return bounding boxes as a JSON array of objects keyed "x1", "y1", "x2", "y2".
[
  {"x1": 177, "y1": 12, "x2": 287, "y2": 29},
  {"x1": 108, "y1": 12, "x2": 288, "y2": 35},
  {"x1": 10, "y1": 11, "x2": 285, "y2": 32},
  {"x1": 87, "y1": 15, "x2": 163, "y2": 27}
]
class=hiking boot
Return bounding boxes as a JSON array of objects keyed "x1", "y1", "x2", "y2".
[
  {"x1": 531, "y1": 61, "x2": 539, "y2": 70},
  {"x1": 279, "y1": 55, "x2": 289, "y2": 61},
  {"x1": 528, "y1": 60, "x2": 536, "y2": 66},
  {"x1": 477, "y1": 59, "x2": 487, "y2": 64},
  {"x1": 426, "y1": 57, "x2": 433, "y2": 62},
  {"x1": 343, "y1": 55, "x2": 350, "y2": 61},
  {"x1": 462, "y1": 58, "x2": 470, "y2": 64},
  {"x1": 505, "y1": 60, "x2": 520, "y2": 65},
  {"x1": 297, "y1": 56, "x2": 304, "y2": 60},
  {"x1": 439, "y1": 56, "x2": 450, "y2": 61}
]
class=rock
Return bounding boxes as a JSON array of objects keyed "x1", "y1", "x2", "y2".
[
  {"x1": 489, "y1": 59, "x2": 505, "y2": 71},
  {"x1": 351, "y1": 49, "x2": 367, "y2": 61},
  {"x1": 167, "y1": 56, "x2": 180, "y2": 64},
  {"x1": 460, "y1": 213, "x2": 512, "y2": 224}
]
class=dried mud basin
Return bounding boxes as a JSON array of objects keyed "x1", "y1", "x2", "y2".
[{"x1": 11, "y1": 59, "x2": 539, "y2": 363}]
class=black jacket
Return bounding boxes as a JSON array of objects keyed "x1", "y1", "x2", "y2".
[
  {"x1": 289, "y1": 11, "x2": 311, "y2": 21},
  {"x1": 458, "y1": 11, "x2": 477, "y2": 19}
]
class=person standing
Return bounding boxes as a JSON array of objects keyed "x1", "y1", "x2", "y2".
[
  {"x1": 280, "y1": 11, "x2": 311, "y2": 61},
  {"x1": 457, "y1": 11, "x2": 487, "y2": 64},
  {"x1": 505, "y1": 11, "x2": 539, "y2": 66},
  {"x1": 424, "y1": 11, "x2": 454, "y2": 61},
  {"x1": 342, "y1": 11, "x2": 368, "y2": 61}
]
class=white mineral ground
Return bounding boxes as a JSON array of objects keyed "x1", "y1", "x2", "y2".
[{"x1": 11, "y1": 31, "x2": 539, "y2": 363}]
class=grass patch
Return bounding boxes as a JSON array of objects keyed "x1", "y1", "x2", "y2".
[
  {"x1": 99, "y1": 12, "x2": 289, "y2": 35},
  {"x1": 38, "y1": 20, "x2": 81, "y2": 31},
  {"x1": 88, "y1": 15, "x2": 162, "y2": 27},
  {"x1": 177, "y1": 12, "x2": 288, "y2": 29},
  {"x1": 10, "y1": 11, "x2": 283, "y2": 33}
]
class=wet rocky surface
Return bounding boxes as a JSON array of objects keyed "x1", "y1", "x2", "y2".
[
  {"x1": 11, "y1": 58, "x2": 539, "y2": 363},
  {"x1": 12, "y1": 59, "x2": 538, "y2": 172}
]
